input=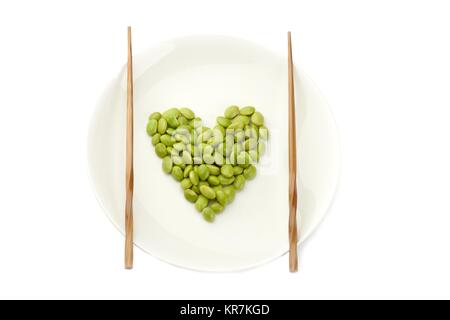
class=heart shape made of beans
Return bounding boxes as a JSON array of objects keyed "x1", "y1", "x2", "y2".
[{"x1": 146, "y1": 105, "x2": 269, "y2": 222}]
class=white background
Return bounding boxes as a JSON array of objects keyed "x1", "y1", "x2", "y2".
[{"x1": 0, "y1": 0, "x2": 449, "y2": 299}]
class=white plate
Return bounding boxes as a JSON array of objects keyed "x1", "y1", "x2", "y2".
[{"x1": 88, "y1": 35, "x2": 340, "y2": 272}]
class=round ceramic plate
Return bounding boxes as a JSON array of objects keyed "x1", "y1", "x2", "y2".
[{"x1": 88, "y1": 35, "x2": 340, "y2": 272}]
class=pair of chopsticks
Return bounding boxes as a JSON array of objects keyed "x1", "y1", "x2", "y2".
[{"x1": 123, "y1": 29, "x2": 299, "y2": 272}]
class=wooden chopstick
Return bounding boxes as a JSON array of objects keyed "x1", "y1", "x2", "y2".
[
  {"x1": 124, "y1": 26, "x2": 134, "y2": 269},
  {"x1": 288, "y1": 31, "x2": 298, "y2": 272}
]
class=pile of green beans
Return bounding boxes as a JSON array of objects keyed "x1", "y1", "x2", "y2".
[{"x1": 146, "y1": 106, "x2": 269, "y2": 222}]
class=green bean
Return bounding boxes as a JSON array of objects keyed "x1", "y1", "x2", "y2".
[{"x1": 199, "y1": 185, "x2": 216, "y2": 199}]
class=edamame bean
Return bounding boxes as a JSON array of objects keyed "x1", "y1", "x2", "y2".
[
  {"x1": 214, "y1": 152, "x2": 224, "y2": 165},
  {"x1": 249, "y1": 150, "x2": 259, "y2": 162},
  {"x1": 171, "y1": 166, "x2": 183, "y2": 181},
  {"x1": 240, "y1": 106, "x2": 255, "y2": 116},
  {"x1": 189, "y1": 170, "x2": 199, "y2": 185},
  {"x1": 163, "y1": 108, "x2": 180, "y2": 118},
  {"x1": 234, "y1": 174, "x2": 246, "y2": 190},
  {"x1": 234, "y1": 130, "x2": 245, "y2": 142},
  {"x1": 216, "y1": 116, "x2": 231, "y2": 128},
  {"x1": 227, "y1": 122, "x2": 243, "y2": 130},
  {"x1": 182, "y1": 150, "x2": 192, "y2": 165},
  {"x1": 199, "y1": 185, "x2": 216, "y2": 199},
  {"x1": 244, "y1": 165, "x2": 257, "y2": 180},
  {"x1": 203, "y1": 154, "x2": 215, "y2": 164},
  {"x1": 214, "y1": 125, "x2": 225, "y2": 137},
  {"x1": 178, "y1": 116, "x2": 188, "y2": 126},
  {"x1": 206, "y1": 164, "x2": 220, "y2": 175},
  {"x1": 192, "y1": 185, "x2": 200, "y2": 194},
  {"x1": 197, "y1": 164, "x2": 209, "y2": 180},
  {"x1": 155, "y1": 143, "x2": 167, "y2": 158},
  {"x1": 173, "y1": 142, "x2": 185, "y2": 152},
  {"x1": 218, "y1": 175, "x2": 235, "y2": 185},
  {"x1": 207, "y1": 175, "x2": 220, "y2": 186},
  {"x1": 223, "y1": 186, "x2": 235, "y2": 203},
  {"x1": 258, "y1": 142, "x2": 266, "y2": 155},
  {"x1": 199, "y1": 181, "x2": 209, "y2": 188},
  {"x1": 202, "y1": 207, "x2": 215, "y2": 222},
  {"x1": 165, "y1": 116, "x2": 179, "y2": 128},
  {"x1": 259, "y1": 126, "x2": 269, "y2": 140},
  {"x1": 210, "y1": 202, "x2": 224, "y2": 213},
  {"x1": 146, "y1": 119, "x2": 157, "y2": 136},
  {"x1": 237, "y1": 151, "x2": 251, "y2": 167},
  {"x1": 195, "y1": 195, "x2": 208, "y2": 212},
  {"x1": 179, "y1": 107, "x2": 195, "y2": 120},
  {"x1": 151, "y1": 133, "x2": 161, "y2": 146},
  {"x1": 224, "y1": 105, "x2": 240, "y2": 119},
  {"x1": 181, "y1": 178, "x2": 192, "y2": 189},
  {"x1": 162, "y1": 156, "x2": 173, "y2": 173},
  {"x1": 216, "y1": 190, "x2": 227, "y2": 206},
  {"x1": 244, "y1": 138, "x2": 257, "y2": 151},
  {"x1": 184, "y1": 189, "x2": 198, "y2": 202},
  {"x1": 221, "y1": 164, "x2": 234, "y2": 178},
  {"x1": 172, "y1": 156, "x2": 183, "y2": 166},
  {"x1": 251, "y1": 112, "x2": 264, "y2": 126},
  {"x1": 184, "y1": 165, "x2": 193, "y2": 178},
  {"x1": 233, "y1": 166, "x2": 243, "y2": 175},
  {"x1": 158, "y1": 118, "x2": 168, "y2": 134},
  {"x1": 232, "y1": 115, "x2": 250, "y2": 126},
  {"x1": 149, "y1": 112, "x2": 161, "y2": 121}
]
